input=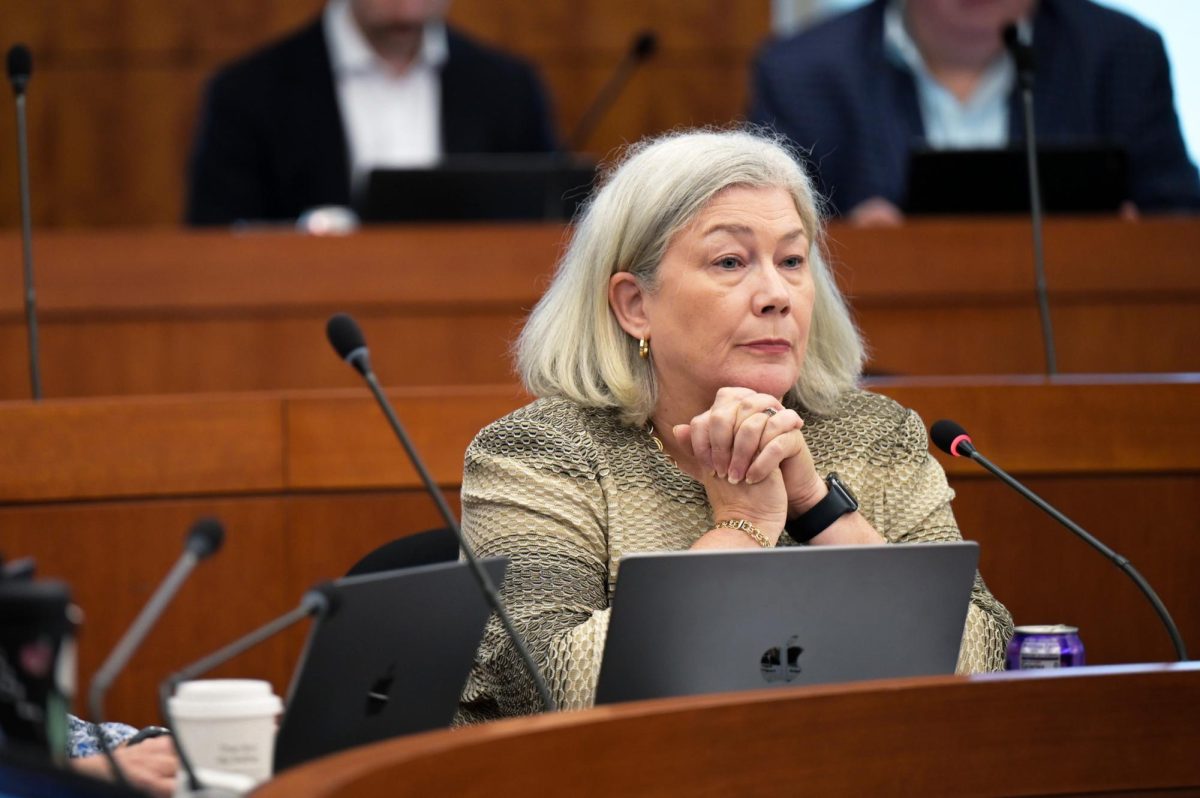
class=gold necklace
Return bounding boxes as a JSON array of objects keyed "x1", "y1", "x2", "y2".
[{"x1": 646, "y1": 424, "x2": 678, "y2": 468}]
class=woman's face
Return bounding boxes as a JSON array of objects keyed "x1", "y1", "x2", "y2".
[{"x1": 618, "y1": 185, "x2": 816, "y2": 416}]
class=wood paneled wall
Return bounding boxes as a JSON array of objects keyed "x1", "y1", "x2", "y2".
[
  {"x1": 0, "y1": 386, "x2": 528, "y2": 730},
  {"x1": 1, "y1": 217, "x2": 1196, "y2": 400},
  {"x1": 1, "y1": 378, "x2": 1197, "y2": 728},
  {"x1": 0, "y1": 1, "x2": 769, "y2": 228}
]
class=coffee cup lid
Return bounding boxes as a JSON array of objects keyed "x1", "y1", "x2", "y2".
[{"x1": 169, "y1": 679, "x2": 282, "y2": 719}]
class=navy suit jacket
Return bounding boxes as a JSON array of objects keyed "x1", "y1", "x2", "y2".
[
  {"x1": 750, "y1": 0, "x2": 1200, "y2": 215},
  {"x1": 186, "y1": 20, "x2": 558, "y2": 225}
]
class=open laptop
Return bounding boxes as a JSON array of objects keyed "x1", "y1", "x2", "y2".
[
  {"x1": 906, "y1": 145, "x2": 1129, "y2": 214},
  {"x1": 272, "y1": 558, "x2": 506, "y2": 772},
  {"x1": 358, "y1": 154, "x2": 597, "y2": 223},
  {"x1": 594, "y1": 542, "x2": 978, "y2": 704}
]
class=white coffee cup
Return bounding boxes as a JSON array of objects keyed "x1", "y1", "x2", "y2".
[{"x1": 168, "y1": 679, "x2": 282, "y2": 788}]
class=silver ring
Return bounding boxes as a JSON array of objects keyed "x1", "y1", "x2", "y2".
[{"x1": 762, "y1": 408, "x2": 778, "y2": 418}]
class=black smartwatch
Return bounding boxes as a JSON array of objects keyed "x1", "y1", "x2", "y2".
[
  {"x1": 785, "y1": 473, "x2": 859, "y2": 543},
  {"x1": 125, "y1": 726, "x2": 171, "y2": 746}
]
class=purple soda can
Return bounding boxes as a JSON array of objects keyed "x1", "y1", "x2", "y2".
[{"x1": 1006, "y1": 625, "x2": 1085, "y2": 670}]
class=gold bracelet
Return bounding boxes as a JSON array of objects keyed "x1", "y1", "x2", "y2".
[{"x1": 714, "y1": 519, "x2": 772, "y2": 548}]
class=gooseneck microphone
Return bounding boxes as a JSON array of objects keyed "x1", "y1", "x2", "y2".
[
  {"x1": 88, "y1": 518, "x2": 224, "y2": 788},
  {"x1": 6, "y1": 45, "x2": 30, "y2": 94},
  {"x1": 930, "y1": 419, "x2": 1187, "y2": 661},
  {"x1": 325, "y1": 313, "x2": 556, "y2": 712},
  {"x1": 159, "y1": 585, "x2": 335, "y2": 792},
  {"x1": 567, "y1": 30, "x2": 658, "y2": 151},
  {"x1": 1002, "y1": 23, "x2": 1057, "y2": 376},
  {"x1": 7, "y1": 44, "x2": 42, "y2": 399}
]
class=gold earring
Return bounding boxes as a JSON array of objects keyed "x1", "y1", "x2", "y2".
[{"x1": 638, "y1": 337, "x2": 650, "y2": 359}]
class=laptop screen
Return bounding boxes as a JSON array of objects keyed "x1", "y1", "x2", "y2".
[
  {"x1": 273, "y1": 558, "x2": 506, "y2": 771},
  {"x1": 358, "y1": 155, "x2": 596, "y2": 223},
  {"x1": 905, "y1": 145, "x2": 1129, "y2": 214},
  {"x1": 595, "y1": 542, "x2": 978, "y2": 704}
]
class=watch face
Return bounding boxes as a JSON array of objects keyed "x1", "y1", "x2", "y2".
[
  {"x1": 827, "y1": 473, "x2": 859, "y2": 509},
  {"x1": 785, "y1": 473, "x2": 859, "y2": 543}
]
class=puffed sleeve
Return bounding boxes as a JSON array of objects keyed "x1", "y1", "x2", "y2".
[{"x1": 456, "y1": 402, "x2": 613, "y2": 722}]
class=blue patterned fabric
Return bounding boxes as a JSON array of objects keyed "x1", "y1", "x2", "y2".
[{"x1": 66, "y1": 714, "x2": 138, "y2": 758}]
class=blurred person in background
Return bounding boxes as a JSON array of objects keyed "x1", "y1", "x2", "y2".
[
  {"x1": 750, "y1": 0, "x2": 1200, "y2": 225},
  {"x1": 186, "y1": 0, "x2": 557, "y2": 226}
]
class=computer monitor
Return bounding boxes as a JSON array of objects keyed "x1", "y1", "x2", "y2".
[
  {"x1": 358, "y1": 155, "x2": 596, "y2": 222},
  {"x1": 905, "y1": 145, "x2": 1129, "y2": 214}
]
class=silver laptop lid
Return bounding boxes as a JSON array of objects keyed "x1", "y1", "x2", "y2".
[{"x1": 595, "y1": 542, "x2": 978, "y2": 704}]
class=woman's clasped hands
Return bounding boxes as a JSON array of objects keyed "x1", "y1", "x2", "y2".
[{"x1": 669, "y1": 387, "x2": 825, "y2": 549}]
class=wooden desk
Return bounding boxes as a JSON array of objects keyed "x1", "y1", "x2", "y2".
[
  {"x1": 255, "y1": 664, "x2": 1200, "y2": 797},
  {"x1": 1, "y1": 218, "x2": 1197, "y2": 399},
  {"x1": 1, "y1": 377, "x2": 1196, "y2": 728}
]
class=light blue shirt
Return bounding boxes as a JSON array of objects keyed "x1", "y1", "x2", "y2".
[{"x1": 883, "y1": 0, "x2": 1017, "y2": 149}]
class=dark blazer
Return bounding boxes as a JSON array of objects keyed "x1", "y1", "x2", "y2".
[
  {"x1": 749, "y1": 0, "x2": 1200, "y2": 215},
  {"x1": 185, "y1": 19, "x2": 558, "y2": 225}
]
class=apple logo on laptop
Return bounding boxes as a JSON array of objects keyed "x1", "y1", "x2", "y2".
[
  {"x1": 365, "y1": 663, "x2": 396, "y2": 715},
  {"x1": 760, "y1": 636, "x2": 804, "y2": 683}
]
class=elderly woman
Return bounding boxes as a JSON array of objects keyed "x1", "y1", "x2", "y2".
[{"x1": 458, "y1": 128, "x2": 1012, "y2": 721}]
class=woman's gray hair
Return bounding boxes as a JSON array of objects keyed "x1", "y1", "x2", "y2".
[{"x1": 516, "y1": 127, "x2": 864, "y2": 426}]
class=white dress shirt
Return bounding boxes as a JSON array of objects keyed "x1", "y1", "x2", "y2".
[{"x1": 323, "y1": 0, "x2": 449, "y2": 193}]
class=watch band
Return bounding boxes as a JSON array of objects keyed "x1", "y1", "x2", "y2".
[{"x1": 785, "y1": 473, "x2": 858, "y2": 543}]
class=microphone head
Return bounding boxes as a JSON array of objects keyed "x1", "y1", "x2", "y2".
[
  {"x1": 326, "y1": 312, "x2": 365, "y2": 358},
  {"x1": 326, "y1": 312, "x2": 371, "y2": 376},
  {"x1": 185, "y1": 517, "x2": 225, "y2": 560},
  {"x1": 7, "y1": 44, "x2": 31, "y2": 94},
  {"x1": 1001, "y1": 23, "x2": 1034, "y2": 80},
  {"x1": 632, "y1": 31, "x2": 658, "y2": 61},
  {"x1": 1001, "y1": 23, "x2": 1020, "y2": 50},
  {"x1": 303, "y1": 582, "x2": 340, "y2": 618},
  {"x1": 930, "y1": 419, "x2": 976, "y2": 458},
  {"x1": 1, "y1": 556, "x2": 36, "y2": 581}
]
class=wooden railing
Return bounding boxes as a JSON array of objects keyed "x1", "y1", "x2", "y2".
[
  {"x1": 254, "y1": 664, "x2": 1200, "y2": 797},
  {"x1": 1, "y1": 218, "x2": 1197, "y2": 399}
]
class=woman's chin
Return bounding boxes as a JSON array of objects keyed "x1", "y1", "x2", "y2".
[{"x1": 716, "y1": 371, "x2": 798, "y2": 400}]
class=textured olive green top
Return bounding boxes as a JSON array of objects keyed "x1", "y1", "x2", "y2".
[{"x1": 458, "y1": 390, "x2": 1013, "y2": 722}]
